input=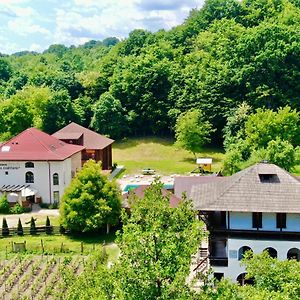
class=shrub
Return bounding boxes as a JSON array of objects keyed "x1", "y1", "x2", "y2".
[
  {"x1": 40, "y1": 203, "x2": 49, "y2": 209},
  {"x1": 10, "y1": 203, "x2": 25, "y2": 214},
  {"x1": 2, "y1": 218, "x2": 9, "y2": 236},
  {"x1": 46, "y1": 216, "x2": 53, "y2": 234},
  {"x1": 17, "y1": 218, "x2": 23, "y2": 236},
  {"x1": 0, "y1": 194, "x2": 10, "y2": 214}
]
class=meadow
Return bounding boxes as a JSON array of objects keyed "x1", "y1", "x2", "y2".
[{"x1": 113, "y1": 137, "x2": 225, "y2": 175}]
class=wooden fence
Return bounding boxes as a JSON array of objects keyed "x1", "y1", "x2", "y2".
[{"x1": 0, "y1": 226, "x2": 70, "y2": 238}]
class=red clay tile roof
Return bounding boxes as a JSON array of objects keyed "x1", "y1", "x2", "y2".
[
  {"x1": 123, "y1": 185, "x2": 181, "y2": 208},
  {"x1": 0, "y1": 128, "x2": 84, "y2": 161},
  {"x1": 52, "y1": 122, "x2": 114, "y2": 149}
]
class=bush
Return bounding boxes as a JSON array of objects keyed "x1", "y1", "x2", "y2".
[
  {"x1": 0, "y1": 194, "x2": 10, "y2": 214},
  {"x1": 10, "y1": 203, "x2": 25, "y2": 214},
  {"x1": 2, "y1": 218, "x2": 9, "y2": 236},
  {"x1": 46, "y1": 216, "x2": 53, "y2": 234},
  {"x1": 40, "y1": 203, "x2": 50, "y2": 209},
  {"x1": 49, "y1": 202, "x2": 59, "y2": 209}
]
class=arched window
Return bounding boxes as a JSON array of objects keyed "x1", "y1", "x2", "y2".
[
  {"x1": 25, "y1": 162, "x2": 34, "y2": 168},
  {"x1": 237, "y1": 273, "x2": 254, "y2": 286},
  {"x1": 238, "y1": 246, "x2": 252, "y2": 260},
  {"x1": 25, "y1": 171, "x2": 34, "y2": 183},
  {"x1": 53, "y1": 173, "x2": 59, "y2": 185},
  {"x1": 264, "y1": 247, "x2": 277, "y2": 258},
  {"x1": 287, "y1": 248, "x2": 300, "y2": 261}
]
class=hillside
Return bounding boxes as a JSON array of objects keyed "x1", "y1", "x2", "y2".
[{"x1": 0, "y1": 0, "x2": 299, "y2": 145}]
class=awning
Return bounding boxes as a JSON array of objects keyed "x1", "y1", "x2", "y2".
[
  {"x1": 21, "y1": 187, "x2": 37, "y2": 197},
  {"x1": 0, "y1": 184, "x2": 30, "y2": 192}
]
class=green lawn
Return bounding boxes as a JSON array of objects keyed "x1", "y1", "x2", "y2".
[
  {"x1": 0, "y1": 232, "x2": 119, "y2": 261},
  {"x1": 113, "y1": 137, "x2": 225, "y2": 175}
]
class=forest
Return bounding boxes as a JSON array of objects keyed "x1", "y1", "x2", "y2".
[{"x1": 0, "y1": 0, "x2": 299, "y2": 145}]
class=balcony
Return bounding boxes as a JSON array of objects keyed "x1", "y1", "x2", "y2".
[{"x1": 209, "y1": 257, "x2": 228, "y2": 267}]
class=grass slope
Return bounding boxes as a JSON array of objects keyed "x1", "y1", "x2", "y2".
[{"x1": 113, "y1": 137, "x2": 224, "y2": 175}]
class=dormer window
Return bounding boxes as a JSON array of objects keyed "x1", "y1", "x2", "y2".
[
  {"x1": 259, "y1": 174, "x2": 279, "y2": 183},
  {"x1": 25, "y1": 162, "x2": 34, "y2": 168}
]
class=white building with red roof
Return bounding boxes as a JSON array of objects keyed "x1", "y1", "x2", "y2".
[{"x1": 0, "y1": 128, "x2": 84, "y2": 205}]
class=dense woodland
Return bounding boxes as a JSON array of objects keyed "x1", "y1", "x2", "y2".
[{"x1": 0, "y1": 0, "x2": 300, "y2": 146}]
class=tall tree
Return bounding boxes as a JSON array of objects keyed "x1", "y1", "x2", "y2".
[
  {"x1": 115, "y1": 182, "x2": 205, "y2": 299},
  {"x1": 175, "y1": 109, "x2": 215, "y2": 157},
  {"x1": 60, "y1": 160, "x2": 121, "y2": 233},
  {"x1": 90, "y1": 92, "x2": 127, "y2": 139}
]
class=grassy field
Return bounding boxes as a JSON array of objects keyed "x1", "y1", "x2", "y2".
[
  {"x1": 0, "y1": 232, "x2": 119, "y2": 261},
  {"x1": 113, "y1": 137, "x2": 225, "y2": 175}
]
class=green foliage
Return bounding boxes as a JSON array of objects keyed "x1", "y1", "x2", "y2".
[
  {"x1": 245, "y1": 106, "x2": 299, "y2": 149},
  {"x1": 10, "y1": 203, "x2": 25, "y2": 214},
  {"x1": 223, "y1": 106, "x2": 300, "y2": 173},
  {"x1": 242, "y1": 251, "x2": 300, "y2": 298},
  {"x1": 0, "y1": 194, "x2": 10, "y2": 214},
  {"x1": 46, "y1": 216, "x2": 53, "y2": 234},
  {"x1": 2, "y1": 217, "x2": 9, "y2": 236},
  {"x1": 175, "y1": 109, "x2": 215, "y2": 156},
  {"x1": 115, "y1": 181, "x2": 205, "y2": 299},
  {"x1": 0, "y1": 0, "x2": 300, "y2": 144},
  {"x1": 60, "y1": 160, "x2": 122, "y2": 233},
  {"x1": 40, "y1": 89, "x2": 79, "y2": 133},
  {"x1": 90, "y1": 92, "x2": 127, "y2": 139},
  {"x1": 223, "y1": 102, "x2": 252, "y2": 150},
  {"x1": 264, "y1": 138, "x2": 300, "y2": 171},
  {"x1": 63, "y1": 252, "x2": 117, "y2": 299},
  {"x1": 0, "y1": 59, "x2": 13, "y2": 82}
]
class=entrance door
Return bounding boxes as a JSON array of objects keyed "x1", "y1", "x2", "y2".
[{"x1": 26, "y1": 195, "x2": 35, "y2": 203}]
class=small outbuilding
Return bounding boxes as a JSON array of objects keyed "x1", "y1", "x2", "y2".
[{"x1": 53, "y1": 122, "x2": 114, "y2": 170}]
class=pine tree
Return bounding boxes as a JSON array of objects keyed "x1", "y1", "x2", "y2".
[
  {"x1": 46, "y1": 216, "x2": 52, "y2": 234},
  {"x1": 2, "y1": 218, "x2": 9, "y2": 236},
  {"x1": 17, "y1": 218, "x2": 23, "y2": 236}
]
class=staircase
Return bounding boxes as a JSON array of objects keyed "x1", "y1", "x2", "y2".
[{"x1": 187, "y1": 237, "x2": 210, "y2": 290}]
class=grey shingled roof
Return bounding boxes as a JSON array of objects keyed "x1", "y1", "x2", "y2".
[{"x1": 191, "y1": 163, "x2": 300, "y2": 213}]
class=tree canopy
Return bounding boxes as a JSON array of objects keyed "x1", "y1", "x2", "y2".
[
  {"x1": 60, "y1": 160, "x2": 121, "y2": 233},
  {"x1": 0, "y1": 0, "x2": 299, "y2": 143},
  {"x1": 115, "y1": 181, "x2": 205, "y2": 299},
  {"x1": 175, "y1": 109, "x2": 215, "y2": 156}
]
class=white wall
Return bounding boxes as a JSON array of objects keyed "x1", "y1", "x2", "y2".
[
  {"x1": 229, "y1": 212, "x2": 300, "y2": 232},
  {"x1": 0, "y1": 154, "x2": 81, "y2": 204},
  {"x1": 212, "y1": 238, "x2": 300, "y2": 282},
  {"x1": 230, "y1": 212, "x2": 252, "y2": 229}
]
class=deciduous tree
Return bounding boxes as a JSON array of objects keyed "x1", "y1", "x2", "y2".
[
  {"x1": 60, "y1": 160, "x2": 121, "y2": 233},
  {"x1": 115, "y1": 181, "x2": 205, "y2": 299},
  {"x1": 175, "y1": 109, "x2": 215, "y2": 157}
]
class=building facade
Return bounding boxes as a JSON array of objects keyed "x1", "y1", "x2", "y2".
[
  {"x1": 53, "y1": 122, "x2": 114, "y2": 170},
  {"x1": 0, "y1": 128, "x2": 84, "y2": 205},
  {"x1": 190, "y1": 162, "x2": 300, "y2": 283}
]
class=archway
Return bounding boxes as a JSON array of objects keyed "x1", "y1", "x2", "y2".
[
  {"x1": 264, "y1": 247, "x2": 277, "y2": 259},
  {"x1": 237, "y1": 273, "x2": 254, "y2": 285},
  {"x1": 238, "y1": 246, "x2": 252, "y2": 260},
  {"x1": 287, "y1": 248, "x2": 300, "y2": 261}
]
